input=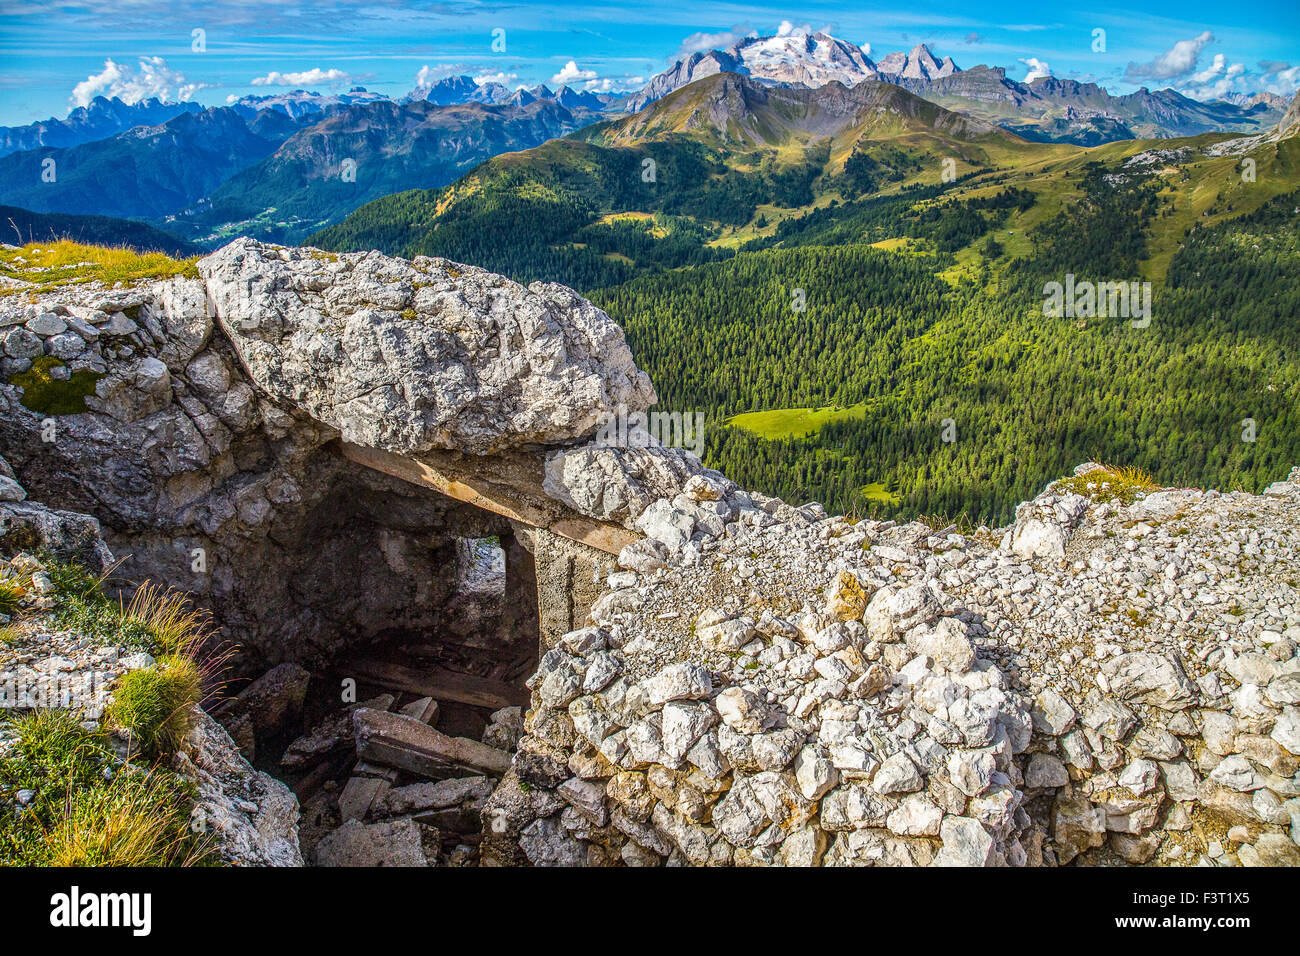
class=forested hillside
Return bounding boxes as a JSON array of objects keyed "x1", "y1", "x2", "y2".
[{"x1": 314, "y1": 75, "x2": 1300, "y2": 524}]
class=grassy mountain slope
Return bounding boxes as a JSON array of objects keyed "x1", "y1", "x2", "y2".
[{"x1": 312, "y1": 74, "x2": 1060, "y2": 289}]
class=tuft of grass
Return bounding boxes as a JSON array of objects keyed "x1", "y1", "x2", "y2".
[
  {"x1": 124, "y1": 582, "x2": 213, "y2": 658},
  {"x1": 104, "y1": 655, "x2": 203, "y2": 758},
  {"x1": 916, "y1": 511, "x2": 976, "y2": 535},
  {"x1": 0, "y1": 579, "x2": 23, "y2": 616},
  {"x1": 6, "y1": 356, "x2": 103, "y2": 416},
  {"x1": 0, "y1": 710, "x2": 212, "y2": 866},
  {"x1": 0, "y1": 240, "x2": 198, "y2": 287},
  {"x1": 1056, "y1": 464, "x2": 1159, "y2": 505}
]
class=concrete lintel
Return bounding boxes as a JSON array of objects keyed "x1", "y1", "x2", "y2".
[{"x1": 335, "y1": 441, "x2": 637, "y2": 556}]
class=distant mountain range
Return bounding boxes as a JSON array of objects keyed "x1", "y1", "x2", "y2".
[
  {"x1": 228, "y1": 86, "x2": 391, "y2": 120},
  {"x1": 406, "y1": 75, "x2": 618, "y2": 111},
  {"x1": 891, "y1": 66, "x2": 1285, "y2": 144},
  {"x1": 0, "y1": 106, "x2": 307, "y2": 220},
  {"x1": 0, "y1": 27, "x2": 1291, "y2": 253},
  {"x1": 625, "y1": 31, "x2": 1283, "y2": 144},
  {"x1": 0, "y1": 96, "x2": 203, "y2": 158},
  {"x1": 164, "y1": 97, "x2": 604, "y2": 246}
]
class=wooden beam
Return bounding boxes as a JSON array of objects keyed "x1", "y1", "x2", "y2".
[
  {"x1": 354, "y1": 708, "x2": 512, "y2": 778},
  {"x1": 335, "y1": 441, "x2": 638, "y2": 555},
  {"x1": 338, "y1": 657, "x2": 529, "y2": 710}
]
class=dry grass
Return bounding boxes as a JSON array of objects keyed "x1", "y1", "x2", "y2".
[
  {"x1": 46, "y1": 768, "x2": 214, "y2": 866},
  {"x1": 124, "y1": 581, "x2": 214, "y2": 658},
  {"x1": 0, "y1": 240, "x2": 198, "y2": 288},
  {"x1": 1056, "y1": 464, "x2": 1160, "y2": 504}
]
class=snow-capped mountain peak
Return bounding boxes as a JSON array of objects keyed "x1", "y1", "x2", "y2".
[
  {"x1": 629, "y1": 30, "x2": 961, "y2": 111},
  {"x1": 729, "y1": 30, "x2": 877, "y2": 87}
]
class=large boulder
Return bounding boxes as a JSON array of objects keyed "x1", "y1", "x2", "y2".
[{"x1": 199, "y1": 239, "x2": 656, "y2": 456}]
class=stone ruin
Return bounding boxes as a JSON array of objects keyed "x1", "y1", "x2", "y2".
[{"x1": 2, "y1": 238, "x2": 1298, "y2": 866}]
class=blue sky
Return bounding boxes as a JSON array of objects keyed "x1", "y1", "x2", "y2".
[{"x1": 0, "y1": 0, "x2": 1297, "y2": 125}]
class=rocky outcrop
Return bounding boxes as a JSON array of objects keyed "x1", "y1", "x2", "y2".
[
  {"x1": 199, "y1": 239, "x2": 655, "y2": 456},
  {"x1": 491, "y1": 466, "x2": 1300, "y2": 867}
]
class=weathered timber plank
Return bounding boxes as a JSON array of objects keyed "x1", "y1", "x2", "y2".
[
  {"x1": 354, "y1": 708, "x2": 512, "y2": 777},
  {"x1": 338, "y1": 657, "x2": 528, "y2": 710}
]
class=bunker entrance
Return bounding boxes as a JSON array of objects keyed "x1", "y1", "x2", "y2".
[{"x1": 214, "y1": 507, "x2": 540, "y2": 866}]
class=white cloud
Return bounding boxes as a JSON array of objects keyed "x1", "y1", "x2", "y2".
[
  {"x1": 69, "y1": 56, "x2": 203, "y2": 108},
  {"x1": 250, "y1": 68, "x2": 351, "y2": 88},
  {"x1": 1179, "y1": 54, "x2": 1249, "y2": 100},
  {"x1": 551, "y1": 60, "x2": 597, "y2": 85},
  {"x1": 1190, "y1": 53, "x2": 1228, "y2": 85},
  {"x1": 1269, "y1": 67, "x2": 1300, "y2": 97},
  {"x1": 1020, "y1": 57, "x2": 1052, "y2": 83},
  {"x1": 1125, "y1": 31, "x2": 1214, "y2": 81},
  {"x1": 414, "y1": 64, "x2": 466, "y2": 88},
  {"x1": 676, "y1": 23, "x2": 757, "y2": 58},
  {"x1": 776, "y1": 20, "x2": 813, "y2": 37},
  {"x1": 474, "y1": 70, "x2": 518, "y2": 87},
  {"x1": 1257, "y1": 62, "x2": 1300, "y2": 98}
]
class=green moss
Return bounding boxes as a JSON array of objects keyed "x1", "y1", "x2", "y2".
[{"x1": 7, "y1": 356, "x2": 102, "y2": 415}]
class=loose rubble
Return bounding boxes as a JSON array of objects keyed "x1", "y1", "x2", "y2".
[{"x1": 489, "y1": 463, "x2": 1300, "y2": 867}]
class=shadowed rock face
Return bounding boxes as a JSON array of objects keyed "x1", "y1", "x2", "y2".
[{"x1": 199, "y1": 238, "x2": 656, "y2": 456}]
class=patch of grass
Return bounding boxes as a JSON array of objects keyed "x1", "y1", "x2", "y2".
[
  {"x1": 6, "y1": 356, "x2": 102, "y2": 415},
  {"x1": 0, "y1": 580, "x2": 23, "y2": 616},
  {"x1": 0, "y1": 240, "x2": 198, "y2": 287},
  {"x1": 1056, "y1": 464, "x2": 1159, "y2": 505},
  {"x1": 860, "y1": 482, "x2": 902, "y2": 506},
  {"x1": 46, "y1": 559, "x2": 153, "y2": 649},
  {"x1": 46, "y1": 563, "x2": 214, "y2": 660},
  {"x1": 104, "y1": 655, "x2": 202, "y2": 758},
  {"x1": 0, "y1": 710, "x2": 211, "y2": 866},
  {"x1": 727, "y1": 403, "x2": 870, "y2": 440},
  {"x1": 0, "y1": 625, "x2": 19, "y2": 645}
]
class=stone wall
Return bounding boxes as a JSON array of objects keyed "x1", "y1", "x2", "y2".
[{"x1": 486, "y1": 466, "x2": 1300, "y2": 867}]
